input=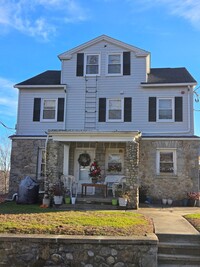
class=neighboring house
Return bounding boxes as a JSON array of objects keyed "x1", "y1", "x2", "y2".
[{"x1": 10, "y1": 35, "x2": 200, "y2": 208}]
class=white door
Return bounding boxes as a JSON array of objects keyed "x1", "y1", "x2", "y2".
[{"x1": 74, "y1": 148, "x2": 96, "y2": 194}]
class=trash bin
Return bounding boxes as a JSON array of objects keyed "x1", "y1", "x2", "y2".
[{"x1": 17, "y1": 176, "x2": 39, "y2": 204}]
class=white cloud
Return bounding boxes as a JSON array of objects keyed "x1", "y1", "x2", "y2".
[
  {"x1": 0, "y1": 0, "x2": 89, "y2": 41},
  {"x1": 133, "y1": 0, "x2": 200, "y2": 29},
  {"x1": 0, "y1": 77, "x2": 18, "y2": 118}
]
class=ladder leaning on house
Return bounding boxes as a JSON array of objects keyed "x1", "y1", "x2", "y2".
[{"x1": 84, "y1": 76, "x2": 98, "y2": 130}]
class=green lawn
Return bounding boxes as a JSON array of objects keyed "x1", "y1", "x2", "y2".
[
  {"x1": 184, "y1": 213, "x2": 200, "y2": 232},
  {"x1": 0, "y1": 202, "x2": 154, "y2": 236}
]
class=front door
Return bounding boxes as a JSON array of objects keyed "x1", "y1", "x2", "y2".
[{"x1": 74, "y1": 148, "x2": 96, "y2": 194}]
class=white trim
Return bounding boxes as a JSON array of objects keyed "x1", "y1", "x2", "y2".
[
  {"x1": 142, "y1": 137, "x2": 200, "y2": 141},
  {"x1": 106, "y1": 98, "x2": 124, "y2": 122},
  {"x1": 156, "y1": 148, "x2": 177, "y2": 175},
  {"x1": 141, "y1": 83, "x2": 197, "y2": 88},
  {"x1": 84, "y1": 53, "x2": 100, "y2": 76},
  {"x1": 157, "y1": 98, "x2": 174, "y2": 122},
  {"x1": 106, "y1": 53, "x2": 122, "y2": 76},
  {"x1": 63, "y1": 145, "x2": 70, "y2": 175},
  {"x1": 58, "y1": 34, "x2": 149, "y2": 60},
  {"x1": 14, "y1": 85, "x2": 66, "y2": 89},
  {"x1": 41, "y1": 99, "x2": 57, "y2": 122},
  {"x1": 49, "y1": 131, "x2": 139, "y2": 142}
]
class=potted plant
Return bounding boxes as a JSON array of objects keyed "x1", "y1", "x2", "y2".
[
  {"x1": 52, "y1": 182, "x2": 64, "y2": 205},
  {"x1": 89, "y1": 159, "x2": 101, "y2": 183},
  {"x1": 42, "y1": 193, "x2": 50, "y2": 207},
  {"x1": 115, "y1": 184, "x2": 130, "y2": 207}
]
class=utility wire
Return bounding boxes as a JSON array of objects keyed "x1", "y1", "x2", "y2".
[{"x1": 0, "y1": 121, "x2": 15, "y2": 130}]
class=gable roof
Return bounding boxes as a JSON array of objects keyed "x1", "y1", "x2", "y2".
[
  {"x1": 143, "y1": 67, "x2": 197, "y2": 85},
  {"x1": 58, "y1": 34, "x2": 150, "y2": 60},
  {"x1": 15, "y1": 70, "x2": 61, "y2": 87}
]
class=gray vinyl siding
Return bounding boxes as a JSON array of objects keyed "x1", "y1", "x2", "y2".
[
  {"x1": 16, "y1": 89, "x2": 65, "y2": 135},
  {"x1": 17, "y1": 40, "x2": 194, "y2": 136},
  {"x1": 60, "y1": 40, "x2": 193, "y2": 135}
]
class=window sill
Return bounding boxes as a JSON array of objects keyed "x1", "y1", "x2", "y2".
[{"x1": 156, "y1": 173, "x2": 177, "y2": 179}]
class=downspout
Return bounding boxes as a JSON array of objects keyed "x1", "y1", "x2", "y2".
[
  {"x1": 64, "y1": 85, "x2": 67, "y2": 130},
  {"x1": 44, "y1": 132, "x2": 50, "y2": 192}
]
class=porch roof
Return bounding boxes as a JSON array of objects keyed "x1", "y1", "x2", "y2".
[{"x1": 48, "y1": 130, "x2": 140, "y2": 142}]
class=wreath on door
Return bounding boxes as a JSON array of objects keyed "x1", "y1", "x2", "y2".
[{"x1": 78, "y1": 153, "x2": 91, "y2": 167}]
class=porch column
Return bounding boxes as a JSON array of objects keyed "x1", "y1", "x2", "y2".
[
  {"x1": 63, "y1": 144, "x2": 70, "y2": 175},
  {"x1": 126, "y1": 140, "x2": 139, "y2": 209}
]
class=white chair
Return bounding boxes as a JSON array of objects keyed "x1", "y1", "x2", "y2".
[
  {"x1": 61, "y1": 175, "x2": 78, "y2": 197},
  {"x1": 104, "y1": 175, "x2": 126, "y2": 197}
]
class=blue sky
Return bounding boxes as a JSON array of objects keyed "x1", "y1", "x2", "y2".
[{"x1": 0, "y1": 0, "x2": 200, "y2": 138}]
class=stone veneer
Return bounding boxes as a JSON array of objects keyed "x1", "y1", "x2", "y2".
[
  {"x1": 9, "y1": 139, "x2": 46, "y2": 195},
  {"x1": 0, "y1": 234, "x2": 158, "y2": 267},
  {"x1": 138, "y1": 139, "x2": 200, "y2": 202}
]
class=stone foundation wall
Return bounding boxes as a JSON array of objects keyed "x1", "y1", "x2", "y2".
[
  {"x1": 9, "y1": 139, "x2": 45, "y2": 194},
  {"x1": 139, "y1": 139, "x2": 200, "y2": 202},
  {"x1": 0, "y1": 234, "x2": 158, "y2": 267}
]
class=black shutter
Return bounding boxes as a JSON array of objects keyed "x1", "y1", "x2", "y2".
[
  {"x1": 33, "y1": 98, "x2": 41, "y2": 121},
  {"x1": 57, "y1": 98, "x2": 65, "y2": 122},
  {"x1": 149, "y1": 97, "x2": 156, "y2": 122},
  {"x1": 76, "y1": 53, "x2": 84, "y2": 76},
  {"x1": 123, "y1": 52, "x2": 130, "y2": 75},
  {"x1": 175, "y1": 97, "x2": 183, "y2": 122},
  {"x1": 99, "y1": 98, "x2": 106, "y2": 122},
  {"x1": 124, "y1": 98, "x2": 132, "y2": 122}
]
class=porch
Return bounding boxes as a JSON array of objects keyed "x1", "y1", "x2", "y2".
[{"x1": 46, "y1": 130, "x2": 141, "y2": 209}]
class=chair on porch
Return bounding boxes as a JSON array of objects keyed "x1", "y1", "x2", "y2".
[
  {"x1": 104, "y1": 175, "x2": 126, "y2": 197},
  {"x1": 61, "y1": 175, "x2": 78, "y2": 198}
]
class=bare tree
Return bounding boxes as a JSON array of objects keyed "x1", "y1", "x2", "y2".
[{"x1": 0, "y1": 137, "x2": 11, "y2": 193}]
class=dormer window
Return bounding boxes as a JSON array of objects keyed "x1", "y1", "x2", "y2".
[
  {"x1": 107, "y1": 53, "x2": 122, "y2": 75},
  {"x1": 85, "y1": 54, "x2": 100, "y2": 75}
]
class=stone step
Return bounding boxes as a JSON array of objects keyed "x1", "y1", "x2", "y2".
[
  {"x1": 157, "y1": 234, "x2": 200, "y2": 243},
  {"x1": 158, "y1": 242, "x2": 200, "y2": 256},
  {"x1": 158, "y1": 253, "x2": 200, "y2": 266}
]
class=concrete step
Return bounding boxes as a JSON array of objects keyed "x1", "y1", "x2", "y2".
[
  {"x1": 157, "y1": 233, "x2": 200, "y2": 243},
  {"x1": 158, "y1": 253, "x2": 200, "y2": 266},
  {"x1": 157, "y1": 234, "x2": 200, "y2": 266},
  {"x1": 158, "y1": 242, "x2": 200, "y2": 256}
]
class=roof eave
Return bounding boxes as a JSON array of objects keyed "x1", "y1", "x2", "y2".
[
  {"x1": 14, "y1": 84, "x2": 66, "y2": 89},
  {"x1": 58, "y1": 35, "x2": 150, "y2": 60},
  {"x1": 141, "y1": 82, "x2": 197, "y2": 88}
]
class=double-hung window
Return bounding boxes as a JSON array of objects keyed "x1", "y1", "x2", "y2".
[
  {"x1": 42, "y1": 99, "x2": 57, "y2": 121},
  {"x1": 107, "y1": 54, "x2": 122, "y2": 75},
  {"x1": 156, "y1": 149, "x2": 177, "y2": 175},
  {"x1": 157, "y1": 98, "x2": 174, "y2": 122},
  {"x1": 107, "y1": 99, "x2": 124, "y2": 122},
  {"x1": 85, "y1": 54, "x2": 100, "y2": 75}
]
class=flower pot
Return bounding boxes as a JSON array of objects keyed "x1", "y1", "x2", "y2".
[
  {"x1": 53, "y1": 196, "x2": 63, "y2": 205},
  {"x1": 162, "y1": 198, "x2": 167, "y2": 205},
  {"x1": 112, "y1": 198, "x2": 118, "y2": 206},
  {"x1": 42, "y1": 198, "x2": 50, "y2": 207},
  {"x1": 65, "y1": 197, "x2": 71, "y2": 204},
  {"x1": 71, "y1": 197, "x2": 76, "y2": 205},
  {"x1": 167, "y1": 198, "x2": 173, "y2": 205},
  {"x1": 118, "y1": 197, "x2": 127, "y2": 207}
]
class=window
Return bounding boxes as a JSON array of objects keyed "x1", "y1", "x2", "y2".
[
  {"x1": 106, "y1": 149, "x2": 124, "y2": 174},
  {"x1": 37, "y1": 148, "x2": 46, "y2": 179},
  {"x1": 108, "y1": 54, "x2": 122, "y2": 75},
  {"x1": 157, "y1": 149, "x2": 177, "y2": 175},
  {"x1": 85, "y1": 54, "x2": 100, "y2": 75},
  {"x1": 157, "y1": 98, "x2": 173, "y2": 121},
  {"x1": 42, "y1": 99, "x2": 57, "y2": 121},
  {"x1": 107, "y1": 99, "x2": 124, "y2": 122}
]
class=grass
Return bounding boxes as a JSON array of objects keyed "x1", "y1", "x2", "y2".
[
  {"x1": 184, "y1": 213, "x2": 200, "y2": 232},
  {"x1": 0, "y1": 202, "x2": 154, "y2": 236}
]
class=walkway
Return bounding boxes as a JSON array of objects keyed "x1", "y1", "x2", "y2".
[{"x1": 136, "y1": 206, "x2": 200, "y2": 234}]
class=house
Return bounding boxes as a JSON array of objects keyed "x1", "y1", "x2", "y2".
[{"x1": 10, "y1": 35, "x2": 200, "y2": 208}]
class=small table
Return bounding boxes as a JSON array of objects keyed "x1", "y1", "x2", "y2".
[{"x1": 81, "y1": 183, "x2": 107, "y2": 198}]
